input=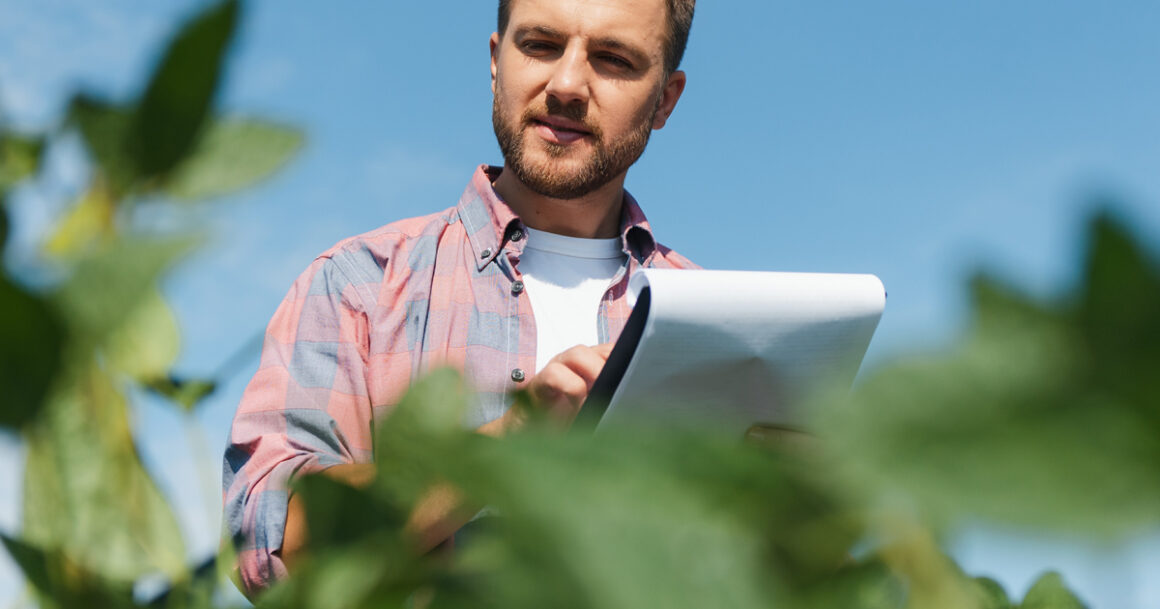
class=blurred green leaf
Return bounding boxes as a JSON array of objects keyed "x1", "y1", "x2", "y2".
[
  {"x1": 1, "y1": 533, "x2": 54, "y2": 599},
  {"x1": 369, "y1": 376, "x2": 862, "y2": 609},
  {"x1": 798, "y1": 560, "x2": 904, "y2": 609},
  {"x1": 44, "y1": 183, "x2": 116, "y2": 258},
  {"x1": 295, "y1": 476, "x2": 406, "y2": 554},
  {"x1": 0, "y1": 132, "x2": 44, "y2": 190},
  {"x1": 819, "y1": 212, "x2": 1160, "y2": 537},
  {"x1": 52, "y1": 236, "x2": 199, "y2": 345},
  {"x1": 275, "y1": 370, "x2": 873, "y2": 609},
  {"x1": 142, "y1": 556, "x2": 223, "y2": 609},
  {"x1": 1077, "y1": 211, "x2": 1160, "y2": 412},
  {"x1": 0, "y1": 273, "x2": 65, "y2": 429},
  {"x1": 1018, "y1": 572, "x2": 1086, "y2": 609},
  {"x1": 144, "y1": 375, "x2": 217, "y2": 413},
  {"x1": 0, "y1": 534, "x2": 137, "y2": 609},
  {"x1": 2, "y1": 1, "x2": 307, "y2": 607},
  {"x1": 23, "y1": 360, "x2": 187, "y2": 583},
  {"x1": 380, "y1": 367, "x2": 473, "y2": 439},
  {"x1": 131, "y1": 0, "x2": 239, "y2": 179},
  {"x1": 163, "y1": 117, "x2": 304, "y2": 201},
  {"x1": 281, "y1": 480, "x2": 424, "y2": 609},
  {"x1": 106, "y1": 289, "x2": 181, "y2": 381},
  {"x1": 974, "y1": 576, "x2": 1013, "y2": 609},
  {"x1": 67, "y1": 95, "x2": 136, "y2": 196},
  {"x1": 372, "y1": 369, "x2": 476, "y2": 504},
  {"x1": 1, "y1": 196, "x2": 9, "y2": 248},
  {"x1": 261, "y1": 543, "x2": 419, "y2": 609}
]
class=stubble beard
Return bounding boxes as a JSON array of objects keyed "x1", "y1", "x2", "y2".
[{"x1": 493, "y1": 95, "x2": 655, "y2": 200}]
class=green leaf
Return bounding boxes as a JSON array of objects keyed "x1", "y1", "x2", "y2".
[
  {"x1": 52, "y1": 235, "x2": 199, "y2": 345},
  {"x1": 263, "y1": 544, "x2": 415, "y2": 609},
  {"x1": 43, "y1": 184, "x2": 116, "y2": 258},
  {"x1": 797, "y1": 559, "x2": 905, "y2": 609},
  {"x1": 1, "y1": 196, "x2": 9, "y2": 249},
  {"x1": 1, "y1": 534, "x2": 54, "y2": 598},
  {"x1": 162, "y1": 117, "x2": 304, "y2": 201},
  {"x1": 105, "y1": 288, "x2": 181, "y2": 381},
  {"x1": 1076, "y1": 211, "x2": 1160, "y2": 410},
  {"x1": 0, "y1": 132, "x2": 44, "y2": 190},
  {"x1": 974, "y1": 576, "x2": 1013, "y2": 609},
  {"x1": 0, "y1": 273, "x2": 65, "y2": 429},
  {"x1": 141, "y1": 556, "x2": 222, "y2": 609},
  {"x1": 294, "y1": 476, "x2": 405, "y2": 553},
  {"x1": 0, "y1": 534, "x2": 136, "y2": 609},
  {"x1": 372, "y1": 382, "x2": 860, "y2": 609},
  {"x1": 1019, "y1": 572, "x2": 1087, "y2": 609},
  {"x1": 66, "y1": 95, "x2": 136, "y2": 196},
  {"x1": 144, "y1": 375, "x2": 217, "y2": 413},
  {"x1": 22, "y1": 360, "x2": 187, "y2": 583},
  {"x1": 818, "y1": 211, "x2": 1160, "y2": 537},
  {"x1": 131, "y1": 0, "x2": 240, "y2": 179},
  {"x1": 374, "y1": 368, "x2": 474, "y2": 470}
]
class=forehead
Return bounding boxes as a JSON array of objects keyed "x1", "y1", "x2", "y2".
[{"x1": 505, "y1": 0, "x2": 668, "y2": 54}]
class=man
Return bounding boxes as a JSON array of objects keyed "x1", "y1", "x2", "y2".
[{"x1": 223, "y1": 0, "x2": 697, "y2": 596}]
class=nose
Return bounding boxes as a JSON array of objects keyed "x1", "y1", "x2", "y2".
[{"x1": 545, "y1": 44, "x2": 590, "y2": 106}]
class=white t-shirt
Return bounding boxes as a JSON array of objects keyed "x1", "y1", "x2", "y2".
[{"x1": 519, "y1": 227, "x2": 627, "y2": 373}]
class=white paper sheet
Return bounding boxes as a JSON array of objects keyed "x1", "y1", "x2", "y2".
[{"x1": 582, "y1": 269, "x2": 886, "y2": 436}]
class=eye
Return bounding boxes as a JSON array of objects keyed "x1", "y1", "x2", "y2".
[
  {"x1": 520, "y1": 40, "x2": 558, "y2": 56},
  {"x1": 597, "y1": 53, "x2": 634, "y2": 71}
]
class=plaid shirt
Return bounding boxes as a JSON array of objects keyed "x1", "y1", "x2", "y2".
[{"x1": 222, "y1": 165, "x2": 697, "y2": 594}]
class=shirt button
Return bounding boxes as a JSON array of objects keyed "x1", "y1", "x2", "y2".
[
  {"x1": 511, "y1": 280, "x2": 525, "y2": 295},
  {"x1": 509, "y1": 228, "x2": 524, "y2": 242},
  {"x1": 511, "y1": 368, "x2": 526, "y2": 383},
  {"x1": 480, "y1": 248, "x2": 492, "y2": 259}
]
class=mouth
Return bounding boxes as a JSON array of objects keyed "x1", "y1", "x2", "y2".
[{"x1": 530, "y1": 116, "x2": 593, "y2": 145}]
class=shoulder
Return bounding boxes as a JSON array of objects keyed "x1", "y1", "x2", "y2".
[
  {"x1": 295, "y1": 205, "x2": 464, "y2": 309},
  {"x1": 317, "y1": 205, "x2": 461, "y2": 273}
]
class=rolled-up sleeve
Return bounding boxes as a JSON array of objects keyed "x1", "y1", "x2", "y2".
[{"x1": 222, "y1": 253, "x2": 374, "y2": 596}]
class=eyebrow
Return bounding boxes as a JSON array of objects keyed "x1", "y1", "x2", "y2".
[{"x1": 514, "y1": 24, "x2": 566, "y2": 40}]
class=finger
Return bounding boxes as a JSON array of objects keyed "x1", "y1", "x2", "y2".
[
  {"x1": 594, "y1": 342, "x2": 614, "y2": 358},
  {"x1": 554, "y1": 345, "x2": 610, "y2": 390},
  {"x1": 529, "y1": 362, "x2": 589, "y2": 409}
]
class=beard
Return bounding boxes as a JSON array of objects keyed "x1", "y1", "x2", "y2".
[{"x1": 493, "y1": 95, "x2": 654, "y2": 200}]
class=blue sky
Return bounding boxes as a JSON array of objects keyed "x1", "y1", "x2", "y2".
[{"x1": 1, "y1": 0, "x2": 1159, "y2": 606}]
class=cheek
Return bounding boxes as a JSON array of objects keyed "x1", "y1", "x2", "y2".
[
  {"x1": 623, "y1": 97, "x2": 661, "y2": 131},
  {"x1": 598, "y1": 83, "x2": 663, "y2": 131},
  {"x1": 495, "y1": 58, "x2": 542, "y2": 98}
]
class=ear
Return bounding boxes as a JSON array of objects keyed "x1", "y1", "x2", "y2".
[
  {"x1": 651, "y1": 70, "x2": 687, "y2": 130},
  {"x1": 490, "y1": 32, "x2": 500, "y2": 95}
]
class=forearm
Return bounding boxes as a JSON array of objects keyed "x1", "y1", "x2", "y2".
[
  {"x1": 280, "y1": 423, "x2": 512, "y2": 568},
  {"x1": 280, "y1": 463, "x2": 376, "y2": 570}
]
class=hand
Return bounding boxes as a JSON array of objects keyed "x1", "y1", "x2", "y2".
[
  {"x1": 481, "y1": 343, "x2": 613, "y2": 435},
  {"x1": 528, "y1": 343, "x2": 613, "y2": 421}
]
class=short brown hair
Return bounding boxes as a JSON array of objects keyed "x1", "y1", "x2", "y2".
[{"x1": 497, "y1": 0, "x2": 695, "y2": 75}]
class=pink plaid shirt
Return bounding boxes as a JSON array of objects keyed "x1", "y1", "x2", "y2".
[{"x1": 222, "y1": 165, "x2": 697, "y2": 594}]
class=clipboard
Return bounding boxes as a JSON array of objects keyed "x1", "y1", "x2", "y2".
[{"x1": 577, "y1": 269, "x2": 886, "y2": 436}]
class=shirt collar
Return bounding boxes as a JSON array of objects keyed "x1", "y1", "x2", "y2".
[
  {"x1": 618, "y1": 189, "x2": 659, "y2": 265},
  {"x1": 457, "y1": 164, "x2": 659, "y2": 271}
]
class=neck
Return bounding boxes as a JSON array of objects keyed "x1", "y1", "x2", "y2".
[{"x1": 492, "y1": 169, "x2": 626, "y2": 239}]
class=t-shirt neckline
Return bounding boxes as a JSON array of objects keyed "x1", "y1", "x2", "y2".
[{"x1": 523, "y1": 227, "x2": 624, "y2": 260}]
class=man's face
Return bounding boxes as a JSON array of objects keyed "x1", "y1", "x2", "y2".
[{"x1": 491, "y1": 0, "x2": 685, "y2": 200}]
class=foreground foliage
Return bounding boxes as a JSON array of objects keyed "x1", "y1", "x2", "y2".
[
  {"x1": 1, "y1": 1, "x2": 300, "y2": 606},
  {"x1": 3, "y1": 2, "x2": 1156, "y2": 608}
]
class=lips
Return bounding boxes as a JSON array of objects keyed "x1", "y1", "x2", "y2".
[{"x1": 530, "y1": 116, "x2": 592, "y2": 145}]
